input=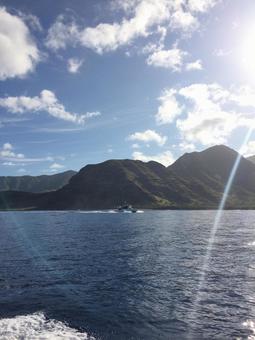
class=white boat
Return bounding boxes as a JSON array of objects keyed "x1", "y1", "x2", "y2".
[{"x1": 116, "y1": 204, "x2": 137, "y2": 213}]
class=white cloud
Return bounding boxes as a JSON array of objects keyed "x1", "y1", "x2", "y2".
[
  {"x1": 145, "y1": 43, "x2": 203, "y2": 73},
  {"x1": 0, "y1": 90, "x2": 100, "y2": 124},
  {"x1": 187, "y1": 0, "x2": 217, "y2": 13},
  {"x1": 46, "y1": 2, "x2": 168, "y2": 54},
  {"x1": 179, "y1": 141, "x2": 196, "y2": 152},
  {"x1": 110, "y1": 0, "x2": 141, "y2": 12},
  {"x1": 132, "y1": 150, "x2": 174, "y2": 166},
  {"x1": 67, "y1": 58, "x2": 83, "y2": 73},
  {"x1": 156, "y1": 89, "x2": 183, "y2": 125},
  {"x1": 0, "y1": 7, "x2": 40, "y2": 80},
  {"x1": 50, "y1": 162, "x2": 65, "y2": 170},
  {"x1": 176, "y1": 83, "x2": 239, "y2": 145},
  {"x1": 45, "y1": 0, "x2": 219, "y2": 54},
  {"x1": 3, "y1": 142, "x2": 13, "y2": 151},
  {"x1": 77, "y1": 1, "x2": 173, "y2": 53},
  {"x1": 0, "y1": 143, "x2": 24, "y2": 160},
  {"x1": 186, "y1": 59, "x2": 203, "y2": 71},
  {"x1": 230, "y1": 86, "x2": 255, "y2": 108},
  {"x1": 45, "y1": 14, "x2": 80, "y2": 51},
  {"x1": 142, "y1": 42, "x2": 159, "y2": 55},
  {"x1": 147, "y1": 46, "x2": 187, "y2": 71},
  {"x1": 20, "y1": 13, "x2": 43, "y2": 32},
  {"x1": 156, "y1": 83, "x2": 255, "y2": 147},
  {"x1": 170, "y1": 9, "x2": 198, "y2": 31},
  {"x1": 128, "y1": 129, "x2": 167, "y2": 146},
  {"x1": 0, "y1": 143, "x2": 57, "y2": 164},
  {"x1": 131, "y1": 143, "x2": 140, "y2": 149},
  {"x1": 241, "y1": 141, "x2": 255, "y2": 157}
]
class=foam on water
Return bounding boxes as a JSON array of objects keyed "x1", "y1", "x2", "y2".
[
  {"x1": 243, "y1": 320, "x2": 255, "y2": 339},
  {"x1": 247, "y1": 241, "x2": 255, "y2": 247},
  {"x1": 76, "y1": 210, "x2": 117, "y2": 214},
  {"x1": 8, "y1": 210, "x2": 145, "y2": 214},
  {"x1": 0, "y1": 312, "x2": 94, "y2": 340}
]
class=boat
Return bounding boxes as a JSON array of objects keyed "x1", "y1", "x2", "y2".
[{"x1": 116, "y1": 204, "x2": 137, "y2": 213}]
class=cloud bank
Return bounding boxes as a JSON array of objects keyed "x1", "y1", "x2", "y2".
[
  {"x1": 155, "y1": 83, "x2": 255, "y2": 146},
  {"x1": 45, "y1": 0, "x2": 219, "y2": 54}
]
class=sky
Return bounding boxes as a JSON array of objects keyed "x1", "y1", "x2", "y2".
[{"x1": 1, "y1": 0, "x2": 255, "y2": 176}]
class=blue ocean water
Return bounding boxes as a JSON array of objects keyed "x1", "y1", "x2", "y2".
[{"x1": 0, "y1": 210, "x2": 255, "y2": 339}]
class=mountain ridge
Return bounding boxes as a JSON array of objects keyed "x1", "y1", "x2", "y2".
[
  {"x1": 1, "y1": 145, "x2": 255, "y2": 210},
  {"x1": 0, "y1": 170, "x2": 76, "y2": 193},
  {"x1": 247, "y1": 155, "x2": 255, "y2": 165}
]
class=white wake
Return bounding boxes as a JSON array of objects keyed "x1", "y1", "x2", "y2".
[
  {"x1": 0, "y1": 312, "x2": 94, "y2": 340},
  {"x1": 76, "y1": 210, "x2": 144, "y2": 214}
]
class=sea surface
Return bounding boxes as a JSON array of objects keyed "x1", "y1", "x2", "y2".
[{"x1": 0, "y1": 210, "x2": 255, "y2": 339}]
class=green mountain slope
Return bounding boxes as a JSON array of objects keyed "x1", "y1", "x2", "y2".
[
  {"x1": 40, "y1": 159, "x2": 186, "y2": 209},
  {"x1": 169, "y1": 145, "x2": 255, "y2": 208},
  {"x1": 0, "y1": 170, "x2": 76, "y2": 193}
]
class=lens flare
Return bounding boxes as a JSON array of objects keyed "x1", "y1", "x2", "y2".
[{"x1": 188, "y1": 127, "x2": 253, "y2": 338}]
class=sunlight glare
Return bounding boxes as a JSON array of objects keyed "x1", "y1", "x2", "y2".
[{"x1": 241, "y1": 25, "x2": 255, "y2": 75}]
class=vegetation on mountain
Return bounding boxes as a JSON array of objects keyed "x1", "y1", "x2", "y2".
[
  {"x1": 1, "y1": 145, "x2": 255, "y2": 210},
  {"x1": 0, "y1": 170, "x2": 76, "y2": 193}
]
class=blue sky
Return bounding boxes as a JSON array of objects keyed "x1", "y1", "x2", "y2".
[{"x1": 1, "y1": 0, "x2": 255, "y2": 175}]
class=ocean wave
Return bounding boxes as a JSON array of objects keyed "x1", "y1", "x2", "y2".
[{"x1": 0, "y1": 312, "x2": 94, "y2": 340}]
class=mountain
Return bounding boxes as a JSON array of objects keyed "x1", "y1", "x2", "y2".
[
  {"x1": 0, "y1": 191, "x2": 45, "y2": 210},
  {"x1": 1, "y1": 145, "x2": 255, "y2": 210},
  {"x1": 37, "y1": 159, "x2": 188, "y2": 210},
  {"x1": 0, "y1": 170, "x2": 76, "y2": 193},
  {"x1": 247, "y1": 155, "x2": 255, "y2": 165},
  {"x1": 169, "y1": 145, "x2": 255, "y2": 208}
]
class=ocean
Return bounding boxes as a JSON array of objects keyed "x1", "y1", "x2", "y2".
[{"x1": 0, "y1": 210, "x2": 255, "y2": 339}]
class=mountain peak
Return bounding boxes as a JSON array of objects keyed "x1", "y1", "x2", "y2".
[
  {"x1": 201, "y1": 144, "x2": 237, "y2": 155},
  {"x1": 170, "y1": 144, "x2": 238, "y2": 168}
]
